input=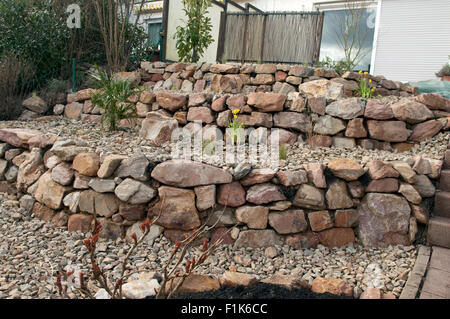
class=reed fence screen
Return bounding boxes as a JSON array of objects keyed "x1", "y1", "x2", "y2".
[{"x1": 219, "y1": 12, "x2": 324, "y2": 65}]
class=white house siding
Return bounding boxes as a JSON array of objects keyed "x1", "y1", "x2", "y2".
[{"x1": 372, "y1": 0, "x2": 450, "y2": 82}]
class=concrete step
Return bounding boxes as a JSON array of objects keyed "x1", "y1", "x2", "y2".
[
  {"x1": 433, "y1": 191, "x2": 450, "y2": 218},
  {"x1": 427, "y1": 216, "x2": 450, "y2": 248},
  {"x1": 439, "y1": 170, "x2": 450, "y2": 192}
]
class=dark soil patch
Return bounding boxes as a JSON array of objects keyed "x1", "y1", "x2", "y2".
[{"x1": 166, "y1": 283, "x2": 353, "y2": 299}]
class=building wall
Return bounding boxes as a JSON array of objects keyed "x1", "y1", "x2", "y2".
[{"x1": 371, "y1": 0, "x2": 450, "y2": 82}]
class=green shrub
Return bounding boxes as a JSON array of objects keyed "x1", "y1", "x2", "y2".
[
  {"x1": 90, "y1": 66, "x2": 140, "y2": 131},
  {"x1": 315, "y1": 56, "x2": 353, "y2": 75},
  {"x1": 0, "y1": 53, "x2": 34, "y2": 120},
  {"x1": 436, "y1": 57, "x2": 450, "y2": 77}
]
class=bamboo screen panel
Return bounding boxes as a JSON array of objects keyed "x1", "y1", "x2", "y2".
[
  {"x1": 222, "y1": 12, "x2": 323, "y2": 64},
  {"x1": 223, "y1": 14, "x2": 246, "y2": 61}
]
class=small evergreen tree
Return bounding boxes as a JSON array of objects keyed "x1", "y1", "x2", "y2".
[{"x1": 174, "y1": 0, "x2": 214, "y2": 63}]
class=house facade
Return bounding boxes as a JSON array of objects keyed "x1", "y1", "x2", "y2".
[{"x1": 133, "y1": 0, "x2": 450, "y2": 83}]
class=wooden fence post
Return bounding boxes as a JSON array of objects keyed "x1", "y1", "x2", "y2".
[
  {"x1": 313, "y1": 12, "x2": 325, "y2": 65},
  {"x1": 259, "y1": 14, "x2": 267, "y2": 63},
  {"x1": 241, "y1": 13, "x2": 250, "y2": 63}
]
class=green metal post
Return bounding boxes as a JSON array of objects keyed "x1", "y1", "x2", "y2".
[{"x1": 72, "y1": 58, "x2": 76, "y2": 93}]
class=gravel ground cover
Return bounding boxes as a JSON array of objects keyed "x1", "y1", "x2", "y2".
[
  {"x1": 0, "y1": 192, "x2": 417, "y2": 299},
  {"x1": 1, "y1": 117, "x2": 448, "y2": 170}
]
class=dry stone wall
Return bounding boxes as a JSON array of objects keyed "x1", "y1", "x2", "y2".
[
  {"x1": 0, "y1": 127, "x2": 441, "y2": 249},
  {"x1": 47, "y1": 62, "x2": 450, "y2": 152}
]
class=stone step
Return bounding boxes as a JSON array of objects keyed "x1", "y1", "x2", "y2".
[
  {"x1": 427, "y1": 216, "x2": 450, "y2": 249},
  {"x1": 439, "y1": 170, "x2": 450, "y2": 192},
  {"x1": 433, "y1": 191, "x2": 450, "y2": 219}
]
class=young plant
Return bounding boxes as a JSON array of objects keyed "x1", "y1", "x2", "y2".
[
  {"x1": 55, "y1": 199, "x2": 232, "y2": 300},
  {"x1": 90, "y1": 66, "x2": 140, "y2": 131},
  {"x1": 174, "y1": 0, "x2": 214, "y2": 63},
  {"x1": 357, "y1": 70, "x2": 375, "y2": 98},
  {"x1": 228, "y1": 109, "x2": 245, "y2": 145}
]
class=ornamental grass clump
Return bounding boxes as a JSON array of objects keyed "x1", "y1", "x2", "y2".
[
  {"x1": 90, "y1": 66, "x2": 141, "y2": 131},
  {"x1": 357, "y1": 70, "x2": 376, "y2": 98}
]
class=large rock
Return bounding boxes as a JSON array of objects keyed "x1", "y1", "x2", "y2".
[
  {"x1": 415, "y1": 93, "x2": 450, "y2": 111},
  {"x1": 64, "y1": 102, "x2": 83, "y2": 119},
  {"x1": 240, "y1": 168, "x2": 276, "y2": 186},
  {"x1": 345, "y1": 118, "x2": 367, "y2": 138},
  {"x1": 326, "y1": 179, "x2": 353, "y2": 209},
  {"x1": 115, "y1": 178, "x2": 156, "y2": 204},
  {"x1": 273, "y1": 112, "x2": 311, "y2": 132},
  {"x1": 156, "y1": 91, "x2": 187, "y2": 112},
  {"x1": 412, "y1": 175, "x2": 435, "y2": 198},
  {"x1": 364, "y1": 100, "x2": 394, "y2": 120},
  {"x1": 78, "y1": 190, "x2": 119, "y2": 217},
  {"x1": 246, "y1": 183, "x2": 286, "y2": 205},
  {"x1": 234, "y1": 230, "x2": 282, "y2": 248},
  {"x1": 409, "y1": 120, "x2": 443, "y2": 142},
  {"x1": 217, "y1": 181, "x2": 246, "y2": 207},
  {"x1": 34, "y1": 172, "x2": 70, "y2": 210},
  {"x1": 139, "y1": 112, "x2": 179, "y2": 146},
  {"x1": 327, "y1": 159, "x2": 364, "y2": 181},
  {"x1": 113, "y1": 72, "x2": 141, "y2": 85},
  {"x1": 304, "y1": 163, "x2": 327, "y2": 188},
  {"x1": 148, "y1": 186, "x2": 200, "y2": 230},
  {"x1": 194, "y1": 185, "x2": 216, "y2": 211},
  {"x1": 285, "y1": 232, "x2": 319, "y2": 249},
  {"x1": 68, "y1": 214, "x2": 93, "y2": 233},
  {"x1": 23, "y1": 96, "x2": 48, "y2": 114},
  {"x1": 299, "y1": 79, "x2": 345, "y2": 100},
  {"x1": 122, "y1": 279, "x2": 160, "y2": 299},
  {"x1": 366, "y1": 160, "x2": 399, "y2": 180},
  {"x1": 392, "y1": 162, "x2": 417, "y2": 183},
  {"x1": 220, "y1": 272, "x2": 258, "y2": 287},
  {"x1": 268, "y1": 209, "x2": 307, "y2": 235},
  {"x1": 126, "y1": 222, "x2": 163, "y2": 245},
  {"x1": 151, "y1": 160, "x2": 232, "y2": 187},
  {"x1": 235, "y1": 206, "x2": 269, "y2": 229},
  {"x1": 293, "y1": 184, "x2": 326, "y2": 209},
  {"x1": 51, "y1": 162, "x2": 74, "y2": 186},
  {"x1": 390, "y1": 99, "x2": 434, "y2": 124},
  {"x1": 335, "y1": 209, "x2": 359, "y2": 227},
  {"x1": 72, "y1": 152, "x2": 100, "y2": 177},
  {"x1": 313, "y1": 115, "x2": 346, "y2": 135},
  {"x1": 16, "y1": 149, "x2": 45, "y2": 191},
  {"x1": 97, "y1": 155, "x2": 127, "y2": 178},
  {"x1": 366, "y1": 178, "x2": 399, "y2": 193},
  {"x1": 357, "y1": 193, "x2": 411, "y2": 247},
  {"x1": 399, "y1": 183, "x2": 422, "y2": 204},
  {"x1": 116, "y1": 155, "x2": 150, "y2": 182},
  {"x1": 187, "y1": 107, "x2": 215, "y2": 124},
  {"x1": 0, "y1": 128, "x2": 42, "y2": 149},
  {"x1": 247, "y1": 93, "x2": 286, "y2": 112},
  {"x1": 325, "y1": 98, "x2": 365, "y2": 120},
  {"x1": 210, "y1": 64, "x2": 239, "y2": 74},
  {"x1": 311, "y1": 277, "x2": 353, "y2": 297},
  {"x1": 318, "y1": 228, "x2": 355, "y2": 248},
  {"x1": 276, "y1": 170, "x2": 308, "y2": 187},
  {"x1": 367, "y1": 120, "x2": 409, "y2": 142}
]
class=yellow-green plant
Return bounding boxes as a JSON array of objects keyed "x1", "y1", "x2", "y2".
[
  {"x1": 228, "y1": 109, "x2": 245, "y2": 144},
  {"x1": 279, "y1": 144, "x2": 288, "y2": 160},
  {"x1": 357, "y1": 70, "x2": 375, "y2": 98}
]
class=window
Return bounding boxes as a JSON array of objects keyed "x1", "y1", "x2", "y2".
[{"x1": 318, "y1": 5, "x2": 377, "y2": 71}]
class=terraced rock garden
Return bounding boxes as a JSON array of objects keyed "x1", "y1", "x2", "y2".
[{"x1": 1, "y1": 61, "x2": 450, "y2": 299}]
